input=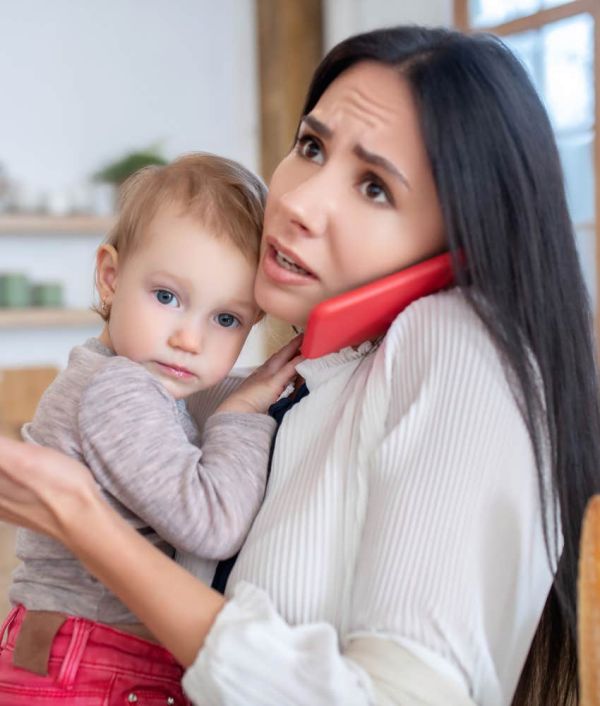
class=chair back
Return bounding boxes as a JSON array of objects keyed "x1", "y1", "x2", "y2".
[
  {"x1": 0, "y1": 366, "x2": 58, "y2": 439},
  {"x1": 579, "y1": 494, "x2": 600, "y2": 705}
]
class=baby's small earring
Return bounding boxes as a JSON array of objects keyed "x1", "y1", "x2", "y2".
[{"x1": 100, "y1": 299, "x2": 109, "y2": 316}]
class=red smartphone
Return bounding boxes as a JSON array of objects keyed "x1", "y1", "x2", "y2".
[{"x1": 301, "y1": 252, "x2": 455, "y2": 359}]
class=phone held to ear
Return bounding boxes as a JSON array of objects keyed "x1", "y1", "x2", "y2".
[{"x1": 301, "y1": 251, "x2": 456, "y2": 359}]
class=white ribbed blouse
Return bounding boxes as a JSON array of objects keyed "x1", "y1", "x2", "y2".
[{"x1": 183, "y1": 289, "x2": 554, "y2": 706}]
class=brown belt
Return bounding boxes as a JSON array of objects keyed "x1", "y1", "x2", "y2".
[{"x1": 11, "y1": 610, "x2": 158, "y2": 676}]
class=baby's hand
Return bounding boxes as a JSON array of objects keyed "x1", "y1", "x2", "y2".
[{"x1": 215, "y1": 335, "x2": 304, "y2": 415}]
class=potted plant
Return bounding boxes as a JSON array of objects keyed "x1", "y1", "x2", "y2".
[{"x1": 91, "y1": 146, "x2": 168, "y2": 215}]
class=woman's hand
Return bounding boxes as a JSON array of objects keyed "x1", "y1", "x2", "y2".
[
  {"x1": 215, "y1": 334, "x2": 304, "y2": 415},
  {"x1": 0, "y1": 434, "x2": 225, "y2": 664},
  {"x1": 0, "y1": 436, "x2": 99, "y2": 545}
]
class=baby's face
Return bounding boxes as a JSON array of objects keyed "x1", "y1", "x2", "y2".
[{"x1": 104, "y1": 203, "x2": 260, "y2": 399}]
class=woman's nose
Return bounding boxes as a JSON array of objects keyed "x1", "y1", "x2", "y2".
[
  {"x1": 168, "y1": 324, "x2": 203, "y2": 354},
  {"x1": 278, "y1": 171, "x2": 332, "y2": 238}
]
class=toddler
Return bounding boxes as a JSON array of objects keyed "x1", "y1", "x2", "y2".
[{"x1": 0, "y1": 154, "x2": 300, "y2": 705}]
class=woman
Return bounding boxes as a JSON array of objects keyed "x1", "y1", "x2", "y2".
[{"x1": 0, "y1": 25, "x2": 598, "y2": 706}]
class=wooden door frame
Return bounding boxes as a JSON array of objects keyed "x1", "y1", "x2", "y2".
[{"x1": 255, "y1": 0, "x2": 323, "y2": 353}]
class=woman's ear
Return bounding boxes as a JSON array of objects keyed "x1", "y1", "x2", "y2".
[{"x1": 96, "y1": 244, "x2": 119, "y2": 305}]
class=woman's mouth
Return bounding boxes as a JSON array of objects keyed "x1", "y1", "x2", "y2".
[
  {"x1": 262, "y1": 242, "x2": 317, "y2": 285},
  {"x1": 274, "y1": 249, "x2": 311, "y2": 276}
]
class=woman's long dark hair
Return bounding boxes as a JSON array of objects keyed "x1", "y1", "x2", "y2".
[{"x1": 302, "y1": 26, "x2": 600, "y2": 704}]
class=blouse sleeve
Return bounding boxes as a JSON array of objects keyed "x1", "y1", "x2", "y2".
[
  {"x1": 182, "y1": 296, "x2": 551, "y2": 706},
  {"x1": 183, "y1": 582, "x2": 478, "y2": 706}
]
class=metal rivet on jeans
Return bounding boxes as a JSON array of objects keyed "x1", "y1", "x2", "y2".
[{"x1": 127, "y1": 694, "x2": 138, "y2": 704}]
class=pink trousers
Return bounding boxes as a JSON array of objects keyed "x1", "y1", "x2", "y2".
[{"x1": 0, "y1": 605, "x2": 191, "y2": 705}]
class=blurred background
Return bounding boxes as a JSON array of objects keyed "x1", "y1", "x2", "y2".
[{"x1": 0, "y1": 0, "x2": 596, "y2": 612}]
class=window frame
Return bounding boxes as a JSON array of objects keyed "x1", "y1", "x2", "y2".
[{"x1": 455, "y1": 0, "x2": 600, "y2": 339}]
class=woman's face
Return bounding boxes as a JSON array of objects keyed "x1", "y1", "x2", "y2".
[{"x1": 254, "y1": 60, "x2": 446, "y2": 327}]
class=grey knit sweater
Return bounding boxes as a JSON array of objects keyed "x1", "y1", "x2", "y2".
[{"x1": 9, "y1": 338, "x2": 275, "y2": 623}]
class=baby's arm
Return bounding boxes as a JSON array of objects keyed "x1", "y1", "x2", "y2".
[{"x1": 77, "y1": 345, "x2": 298, "y2": 560}]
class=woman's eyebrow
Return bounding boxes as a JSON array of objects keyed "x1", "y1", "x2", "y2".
[
  {"x1": 301, "y1": 114, "x2": 332, "y2": 138},
  {"x1": 301, "y1": 114, "x2": 411, "y2": 191},
  {"x1": 353, "y1": 144, "x2": 411, "y2": 191}
]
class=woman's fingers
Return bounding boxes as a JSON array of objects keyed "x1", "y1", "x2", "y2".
[
  {"x1": 0, "y1": 437, "x2": 77, "y2": 489},
  {"x1": 0, "y1": 437, "x2": 54, "y2": 533},
  {"x1": 0, "y1": 434, "x2": 28, "y2": 468},
  {"x1": 0, "y1": 435, "x2": 38, "y2": 489},
  {"x1": 0, "y1": 436, "x2": 98, "y2": 539},
  {"x1": 268, "y1": 354, "x2": 304, "y2": 392}
]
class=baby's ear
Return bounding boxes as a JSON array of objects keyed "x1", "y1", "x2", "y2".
[{"x1": 96, "y1": 244, "x2": 120, "y2": 303}]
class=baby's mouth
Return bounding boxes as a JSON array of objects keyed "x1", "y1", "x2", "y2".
[{"x1": 154, "y1": 361, "x2": 196, "y2": 379}]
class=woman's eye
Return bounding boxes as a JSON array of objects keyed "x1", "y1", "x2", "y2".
[
  {"x1": 358, "y1": 177, "x2": 392, "y2": 205},
  {"x1": 296, "y1": 135, "x2": 324, "y2": 164},
  {"x1": 216, "y1": 313, "x2": 241, "y2": 329},
  {"x1": 154, "y1": 289, "x2": 179, "y2": 307}
]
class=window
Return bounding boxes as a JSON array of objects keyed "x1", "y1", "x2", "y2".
[
  {"x1": 455, "y1": 0, "x2": 599, "y2": 325},
  {"x1": 469, "y1": 0, "x2": 577, "y2": 28}
]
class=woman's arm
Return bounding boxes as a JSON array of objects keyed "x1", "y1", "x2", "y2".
[
  {"x1": 0, "y1": 438, "x2": 381, "y2": 706},
  {"x1": 0, "y1": 435, "x2": 223, "y2": 666},
  {"x1": 0, "y1": 420, "x2": 474, "y2": 706}
]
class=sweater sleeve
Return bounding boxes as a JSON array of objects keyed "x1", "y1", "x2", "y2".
[
  {"x1": 181, "y1": 295, "x2": 551, "y2": 706},
  {"x1": 78, "y1": 358, "x2": 275, "y2": 559},
  {"x1": 185, "y1": 369, "x2": 253, "y2": 428}
]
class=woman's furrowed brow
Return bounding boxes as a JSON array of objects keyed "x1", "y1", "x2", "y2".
[
  {"x1": 301, "y1": 114, "x2": 333, "y2": 138},
  {"x1": 301, "y1": 114, "x2": 411, "y2": 191}
]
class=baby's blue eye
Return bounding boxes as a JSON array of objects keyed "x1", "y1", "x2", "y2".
[
  {"x1": 155, "y1": 289, "x2": 179, "y2": 307},
  {"x1": 216, "y1": 313, "x2": 240, "y2": 328}
]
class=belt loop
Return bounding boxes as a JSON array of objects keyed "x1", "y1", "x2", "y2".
[
  {"x1": 0, "y1": 606, "x2": 21, "y2": 647},
  {"x1": 55, "y1": 619, "x2": 93, "y2": 688}
]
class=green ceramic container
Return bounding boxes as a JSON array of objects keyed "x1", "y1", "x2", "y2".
[
  {"x1": 31, "y1": 282, "x2": 64, "y2": 308},
  {"x1": 0, "y1": 273, "x2": 31, "y2": 308}
]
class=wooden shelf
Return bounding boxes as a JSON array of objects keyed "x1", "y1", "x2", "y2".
[
  {"x1": 0, "y1": 215, "x2": 114, "y2": 235},
  {"x1": 0, "y1": 308, "x2": 101, "y2": 328}
]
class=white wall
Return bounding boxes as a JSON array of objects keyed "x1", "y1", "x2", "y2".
[
  {"x1": 0, "y1": 0, "x2": 264, "y2": 369},
  {"x1": 324, "y1": 0, "x2": 453, "y2": 50},
  {"x1": 0, "y1": 0, "x2": 259, "y2": 197}
]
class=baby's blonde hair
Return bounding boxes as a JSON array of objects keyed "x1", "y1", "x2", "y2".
[{"x1": 96, "y1": 152, "x2": 267, "y2": 321}]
